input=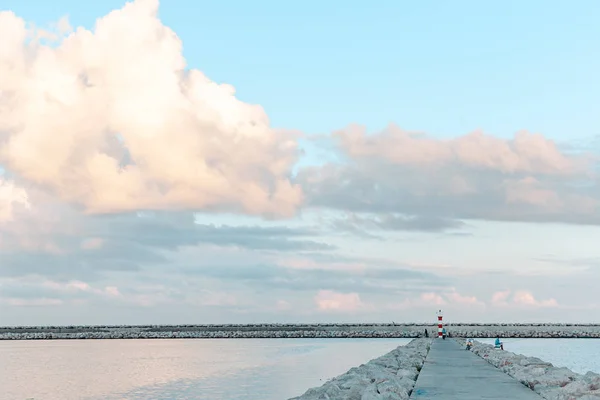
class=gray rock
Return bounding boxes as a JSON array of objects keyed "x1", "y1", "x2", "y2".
[
  {"x1": 288, "y1": 338, "x2": 431, "y2": 400},
  {"x1": 466, "y1": 340, "x2": 600, "y2": 399},
  {"x1": 2, "y1": 323, "x2": 600, "y2": 340}
]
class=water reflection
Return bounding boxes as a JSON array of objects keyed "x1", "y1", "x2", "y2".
[{"x1": 0, "y1": 338, "x2": 408, "y2": 400}]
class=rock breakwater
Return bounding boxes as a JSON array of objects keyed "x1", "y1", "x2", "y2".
[
  {"x1": 468, "y1": 340, "x2": 600, "y2": 399},
  {"x1": 1, "y1": 324, "x2": 599, "y2": 340},
  {"x1": 289, "y1": 338, "x2": 432, "y2": 400},
  {"x1": 445, "y1": 324, "x2": 600, "y2": 338}
]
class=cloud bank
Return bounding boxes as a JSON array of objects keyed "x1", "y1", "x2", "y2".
[{"x1": 298, "y1": 124, "x2": 598, "y2": 227}]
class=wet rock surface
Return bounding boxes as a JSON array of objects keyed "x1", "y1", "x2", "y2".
[
  {"x1": 467, "y1": 340, "x2": 600, "y2": 399},
  {"x1": 1, "y1": 324, "x2": 600, "y2": 340},
  {"x1": 288, "y1": 338, "x2": 432, "y2": 400}
]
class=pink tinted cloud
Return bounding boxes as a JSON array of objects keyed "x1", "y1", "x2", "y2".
[
  {"x1": 512, "y1": 290, "x2": 558, "y2": 308},
  {"x1": 104, "y1": 286, "x2": 121, "y2": 297},
  {"x1": 336, "y1": 125, "x2": 584, "y2": 176},
  {"x1": 504, "y1": 177, "x2": 563, "y2": 208},
  {"x1": 314, "y1": 290, "x2": 364, "y2": 312},
  {"x1": 301, "y1": 123, "x2": 598, "y2": 225},
  {"x1": 446, "y1": 291, "x2": 485, "y2": 307},
  {"x1": 491, "y1": 290, "x2": 511, "y2": 307},
  {"x1": 491, "y1": 290, "x2": 558, "y2": 308},
  {"x1": 420, "y1": 292, "x2": 446, "y2": 306},
  {"x1": 389, "y1": 290, "x2": 484, "y2": 311}
]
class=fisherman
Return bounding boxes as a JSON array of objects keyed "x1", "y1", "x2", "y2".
[
  {"x1": 424, "y1": 328, "x2": 428, "y2": 338},
  {"x1": 465, "y1": 338, "x2": 473, "y2": 350},
  {"x1": 494, "y1": 336, "x2": 504, "y2": 350}
]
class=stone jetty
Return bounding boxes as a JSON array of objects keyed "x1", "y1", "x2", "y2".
[
  {"x1": 467, "y1": 339, "x2": 600, "y2": 399},
  {"x1": 289, "y1": 338, "x2": 600, "y2": 400},
  {"x1": 410, "y1": 339, "x2": 543, "y2": 400},
  {"x1": 1, "y1": 323, "x2": 600, "y2": 340},
  {"x1": 289, "y1": 338, "x2": 432, "y2": 400}
]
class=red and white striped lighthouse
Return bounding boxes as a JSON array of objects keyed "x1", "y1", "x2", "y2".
[{"x1": 437, "y1": 309, "x2": 443, "y2": 338}]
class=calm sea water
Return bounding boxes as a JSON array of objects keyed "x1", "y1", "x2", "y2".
[
  {"x1": 1, "y1": 338, "x2": 599, "y2": 400},
  {"x1": 0, "y1": 338, "x2": 408, "y2": 400},
  {"x1": 479, "y1": 338, "x2": 600, "y2": 375}
]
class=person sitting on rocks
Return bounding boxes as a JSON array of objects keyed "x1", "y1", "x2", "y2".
[
  {"x1": 494, "y1": 336, "x2": 504, "y2": 350},
  {"x1": 465, "y1": 338, "x2": 473, "y2": 350}
]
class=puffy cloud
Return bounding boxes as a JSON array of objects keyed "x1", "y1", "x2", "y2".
[
  {"x1": 491, "y1": 290, "x2": 558, "y2": 308},
  {"x1": 314, "y1": 290, "x2": 365, "y2": 312},
  {"x1": 0, "y1": 0, "x2": 302, "y2": 218},
  {"x1": 512, "y1": 290, "x2": 558, "y2": 308},
  {"x1": 393, "y1": 290, "x2": 483, "y2": 310},
  {"x1": 419, "y1": 292, "x2": 446, "y2": 306},
  {"x1": 491, "y1": 290, "x2": 511, "y2": 306},
  {"x1": 446, "y1": 290, "x2": 485, "y2": 307},
  {"x1": 298, "y1": 124, "x2": 599, "y2": 226},
  {"x1": 335, "y1": 124, "x2": 584, "y2": 175}
]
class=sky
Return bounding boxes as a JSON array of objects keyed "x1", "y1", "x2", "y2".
[{"x1": 1, "y1": 0, "x2": 600, "y2": 326}]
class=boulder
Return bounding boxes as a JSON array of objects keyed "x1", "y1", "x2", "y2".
[
  {"x1": 289, "y1": 338, "x2": 431, "y2": 400},
  {"x1": 467, "y1": 340, "x2": 600, "y2": 400}
]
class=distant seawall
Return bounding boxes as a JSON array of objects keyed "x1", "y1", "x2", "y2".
[{"x1": 1, "y1": 323, "x2": 600, "y2": 340}]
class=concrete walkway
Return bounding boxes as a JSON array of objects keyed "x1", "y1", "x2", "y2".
[{"x1": 410, "y1": 339, "x2": 542, "y2": 399}]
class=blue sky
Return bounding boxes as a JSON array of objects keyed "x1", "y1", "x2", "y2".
[
  {"x1": 6, "y1": 0, "x2": 600, "y2": 139},
  {"x1": 1, "y1": 0, "x2": 600, "y2": 325}
]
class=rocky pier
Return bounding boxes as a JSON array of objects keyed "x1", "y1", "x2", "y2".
[
  {"x1": 466, "y1": 339, "x2": 600, "y2": 399},
  {"x1": 289, "y1": 338, "x2": 600, "y2": 400},
  {"x1": 410, "y1": 339, "x2": 543, "y2": 400},
  {"x1": 289, "y1": 338, "x2": 432, "y2": 400}
]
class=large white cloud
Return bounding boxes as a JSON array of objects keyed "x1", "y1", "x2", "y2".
[{"x1": 0, "y1": 0, "x2": 302, "y2": 218}]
